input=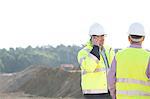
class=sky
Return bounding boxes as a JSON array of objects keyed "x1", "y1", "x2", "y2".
[{"x1": 0, "y1": 0, "x2": 150, "y2": 49}]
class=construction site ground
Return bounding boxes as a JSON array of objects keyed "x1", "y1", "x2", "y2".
[{"x1": 0, "y1": 66, "x2": 85, "y2": 99}]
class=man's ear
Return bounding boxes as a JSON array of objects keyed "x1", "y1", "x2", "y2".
[
  {"x1": 141, "y1": 37, "x2": 145, "y2": 42},
  {"x1": 128, "y1": 36, "x2": 131, "y2": 42},
  {"x1": 142, "y1": 36, "x2": 145, "y2": 41}
]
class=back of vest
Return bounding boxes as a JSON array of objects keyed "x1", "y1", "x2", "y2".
[
  {"x1": 116, "y1": 48, "x2": 149, "y2": 80},
  {"x1": 116, "y1": 48, "x2": 150, "y2": 99}
]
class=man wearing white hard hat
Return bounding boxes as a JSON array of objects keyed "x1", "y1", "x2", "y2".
[
  {"x1": 108, "y1": 22, "x2": 150, "y2": 99},
  {"x1": 77, "y1": 23, "x2": 114, "y2": 99}
]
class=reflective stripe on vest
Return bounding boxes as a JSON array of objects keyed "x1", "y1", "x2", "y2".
[
  {"x1": 117, "y1": 90, "x2": 150, "y2": 96},
  {"x1": 78, "y1": 53, "x2": 99, "y2": 64},
  {"x1": 82, "y1": 68, "x2": 106, "y2": 75},
  {"x1": 78, "y1": 48, "x2": 90, "y2": 64},
  {"x1": 79, "y1": 56, "x2": 86, "y2": 64},
  {"x1": 117, "y1": 78, "x2": 150, "y2": 86},
  {"x1": 82, "y1": 89, "x2": 108, "y2": 94}
]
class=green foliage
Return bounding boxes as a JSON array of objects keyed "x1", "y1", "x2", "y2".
[{"x1": 0, "y1": 45, "x2": 81, "y2": 73}]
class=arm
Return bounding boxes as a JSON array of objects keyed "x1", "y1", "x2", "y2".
[
  {"x1": 146, "y1": 57, "x2": 150, "y2": 79},
  {"x1": 108, "y1": 57, "x2": 117, "y2": 99},
  {"x1": 77, "y1": 47, "x2": 99, "y2": 73}
]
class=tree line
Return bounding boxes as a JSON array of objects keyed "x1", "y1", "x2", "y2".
[{"x1": 0, "y1": 45, "x2": 81, "y2": 73}]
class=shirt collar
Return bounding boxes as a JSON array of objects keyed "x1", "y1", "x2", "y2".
[
  {"x1": 99, "y1": 45, "x2": 104, "y2": 51},
  {"x1": 129, "y1": 43, "x2": 142, "y2": 48}
]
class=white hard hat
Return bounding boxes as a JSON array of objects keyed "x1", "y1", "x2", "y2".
[
  {"x1": 128, "y1": 22, "x2": 145, "y2": 36},
  {"x1": 89, "y1": 23, "x2": 106, "y2": 36}
]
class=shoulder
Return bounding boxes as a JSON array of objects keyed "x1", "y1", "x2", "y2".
[
  {"x1": 78, "y1": 46, "x2": 92, "y2": 54},
  {"x1": 79, "y1": 41, "x2": 93, "y2": 53}
]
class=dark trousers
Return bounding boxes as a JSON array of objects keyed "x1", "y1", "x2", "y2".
[{"x1": 83, "y1": 93, "x2": 112, "y2": 99}]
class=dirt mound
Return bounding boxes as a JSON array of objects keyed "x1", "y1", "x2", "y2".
[{"x1": 0, "y1": 66, "x2": 83, "y2": 98}]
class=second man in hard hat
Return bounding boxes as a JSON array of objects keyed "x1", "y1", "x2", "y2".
[
  {"x1": 77, "y1": 23, "x2": 114, "y2": 99},
  {"x1": 108, "y1": 22, "x2": 150, "y2": 99}
]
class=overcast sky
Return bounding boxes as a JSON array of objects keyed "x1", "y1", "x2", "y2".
[{"x1": 0, "y1": 0, "x2": 150, "y2": 49}]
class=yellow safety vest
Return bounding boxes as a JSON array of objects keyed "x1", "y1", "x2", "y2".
[
  {"x1": 77, "y1": 41, "x2": 114, "y2": 94},
  {"x1": 116, "y1": 48, "x2": 150, "y2": 99}
]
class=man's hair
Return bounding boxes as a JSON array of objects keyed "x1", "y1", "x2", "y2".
[
  {"x1": 129, "y1": 35, "x2": 144, "y2": 43},
  {"x1": 130, "y1": 35, "x2": 143, "y2": 39}
]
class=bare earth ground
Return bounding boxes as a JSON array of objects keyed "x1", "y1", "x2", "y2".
[
  {"x1": 0, "y1": 66, "x2": 83, "y2": 99},
  {"x1": 0, "y1": 92, "x2": 80, "y2": 99},
  {"x1": 0, "y1": 92, "x2": 50, "y2": 99}
]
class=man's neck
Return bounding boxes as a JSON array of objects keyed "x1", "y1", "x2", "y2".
[{"x1": 130, "y1": 43, "x2": 142, "y2": 48}]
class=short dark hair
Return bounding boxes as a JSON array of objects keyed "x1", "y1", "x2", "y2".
[{"x1": 130, "y1": 35, "x2": 143, "y2": 39}]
